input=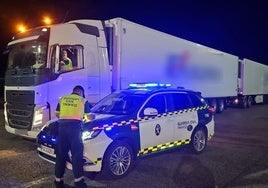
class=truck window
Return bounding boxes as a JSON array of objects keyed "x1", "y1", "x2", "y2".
[
  {"x1": 8, "y1": 41, "x2": 47, "y2": 70},
  {"x1": 52, "y1": 45, "x2": 84, "y2": 73}
]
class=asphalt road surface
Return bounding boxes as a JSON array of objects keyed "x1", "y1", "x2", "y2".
[{"x1": 0, "y1": 104, "x2": 268, "y2": 188}]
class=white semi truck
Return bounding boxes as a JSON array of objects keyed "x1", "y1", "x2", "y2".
[{"x1": 3, "y1": 17, "x2": 268, "y2": 139}]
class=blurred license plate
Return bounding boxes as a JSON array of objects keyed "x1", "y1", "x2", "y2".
[{"x1": 41, "y1": 145, "x2": 54, "y2": 155}]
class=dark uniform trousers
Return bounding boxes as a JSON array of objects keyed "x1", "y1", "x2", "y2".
[{"x1": 55, "y1": 120, "x2": 84, "y2": 179}]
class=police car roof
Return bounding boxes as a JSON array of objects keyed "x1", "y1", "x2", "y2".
[{"x1": 122, "y1": 86, "x2": 201, "y2": 96}]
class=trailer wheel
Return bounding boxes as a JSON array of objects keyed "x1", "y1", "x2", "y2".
[
  {"x1": 242, "y1": 96, "x2": 248, "y2": 108},
  {"x1": 247, "y1": 96, "x2": 253, "y2": 108},
  {"x1": 217, "y1": 98, "x2": 225, "y2": 113}
]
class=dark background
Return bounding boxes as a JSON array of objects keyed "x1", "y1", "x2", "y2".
[
  {"x1": 0, "y1": 0, "x2": 268, "y2": 96},
  {"x1": 1, "y1": 0, "x2": 268, "y2": 63}
]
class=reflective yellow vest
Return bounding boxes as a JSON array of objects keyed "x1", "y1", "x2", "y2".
[
  {"x1": 59, "y1": 94, "x2": 86, "y2": 121},
  {"x1": 61, "y1": 58, "x2": 73, "y2": 71}
]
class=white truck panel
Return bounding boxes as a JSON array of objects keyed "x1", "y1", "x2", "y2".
[
  {"x1": 108, "y1": 18, "x2": 238, "y2": 98},
  {"x1": 242, "y1": 59, "x2": 268, "y2": 95}
]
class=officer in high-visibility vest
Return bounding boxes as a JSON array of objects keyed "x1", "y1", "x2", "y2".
[{"x1": 54, "y1": 85, "x2": 94, "y2": 188}]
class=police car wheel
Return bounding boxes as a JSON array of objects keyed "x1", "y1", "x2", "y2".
[
  {"x1": 191, "y1": 128, "x2": 207, "y2": 154},
  {"x1": 102, "y1": 140, "x2": 134, "y2": 179}
]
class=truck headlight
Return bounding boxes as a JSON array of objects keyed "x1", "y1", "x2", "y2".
[
  {"x1": 33, "y1": 105, "x2": 49, "y2": 126},
  {"x1": 82, "y1": 130, "x2": 102, "y2": 141}
]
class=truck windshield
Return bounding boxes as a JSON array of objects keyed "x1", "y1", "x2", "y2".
[{"x1": 8, "y1": 40, "x2": 47, "y2": 70}]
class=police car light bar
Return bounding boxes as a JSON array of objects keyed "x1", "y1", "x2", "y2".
[{"x1": 129, "y1": 83, "x2": 171, "y2": 88}]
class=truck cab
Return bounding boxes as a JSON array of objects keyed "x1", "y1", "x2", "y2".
[{"x1": 4, "y1": 20, "x2": 111, "y2": 138}]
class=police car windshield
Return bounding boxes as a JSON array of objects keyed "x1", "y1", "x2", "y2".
[{"x1": 91, "y1": 92, "x2": 146, "y2": 115}]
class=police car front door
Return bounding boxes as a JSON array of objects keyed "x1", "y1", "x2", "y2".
[{"x1": 138, "y1": 94, "x2": 174, "y2": 156}]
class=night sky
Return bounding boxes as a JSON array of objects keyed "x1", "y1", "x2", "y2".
[{"x1": 1, "y1": 0, "x2": 268, "y2": 65}]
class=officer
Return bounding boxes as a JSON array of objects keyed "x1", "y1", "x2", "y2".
[
  {"x1": 60, "y1": 50, "x2": 73, "y2": 71},
  {"x1": 54, "y1": 85, "x2": 94, "y2": 188}
]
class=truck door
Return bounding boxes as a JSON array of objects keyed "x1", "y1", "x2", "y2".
[{"x1": 138, "y1": 93, "x2": 174, "y2": 155}]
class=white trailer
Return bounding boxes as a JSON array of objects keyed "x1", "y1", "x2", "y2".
[
  {"x1": 234, "y1": 58, "x2": 268, "y2": 107},
  {"x1": 2, "y1": 17, "x2": 265, "y2": 138},
  {"x1": 106, "y1": 18, "x2": 239, "y2": 113}
]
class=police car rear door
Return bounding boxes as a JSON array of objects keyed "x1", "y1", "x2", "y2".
[{"x1": 167, "y1": 92, "x2": 198, "y2": 143}]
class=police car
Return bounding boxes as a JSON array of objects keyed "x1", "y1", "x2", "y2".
[{"x1": 37, "y1": 83, "x2": 215, "y2": 179}]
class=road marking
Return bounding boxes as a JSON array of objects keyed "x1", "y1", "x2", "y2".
[
  {"x1": 23, "y1": 176, "x2": 53, "y2": 188},
  {"x1": 22, "y1": 174, "x2": 108, "y2": 188},
  {"x1": 244, "y1": 169, "x2": 268, "y2": 179},
  {"x1": 0, "y1": 150, "x2": 22, "y2": 159}
]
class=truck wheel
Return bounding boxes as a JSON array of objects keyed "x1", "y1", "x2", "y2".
[
  {"x1": 209, "y1": 99, "x2": 218, "y2": 113},
  {"x1": 217, "y1": 98, "x2": 225, "y2": 113},
  {"x1": 102, "y1": 140, "x2": 134, "y2": 179},
  {"x1": 191, "y1": 128, "x2": 207, "y2": 154}
]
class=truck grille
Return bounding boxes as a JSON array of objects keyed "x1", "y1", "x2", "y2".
[
  {"x1": 6, "y1": 90, "x2": 35, "y2": 130},
  {"x1": 7, "y1": 106, "x2": 34, "y2": 129},
  {"x1": 8, "y1": 109, "x2": 31, "y2": 117},
  {"x1": 9, "y1": 119, "x2": 31, "y2": 127}
]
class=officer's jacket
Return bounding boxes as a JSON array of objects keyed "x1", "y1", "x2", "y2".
[{"x1": 57, "y1": 93, "x2": 87, "y2": 121}]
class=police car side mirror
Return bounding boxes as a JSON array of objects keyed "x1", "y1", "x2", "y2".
[{"x1": 144, "y1": 107, "x2": 158, "y2": 116}]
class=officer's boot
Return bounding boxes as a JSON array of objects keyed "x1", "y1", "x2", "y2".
[
  {"x1": 54, "y1": 180, "x2": 64, "y2": 188},
  {"x1": 74, "y1": 179, "x2": 87, "y2": 188}
]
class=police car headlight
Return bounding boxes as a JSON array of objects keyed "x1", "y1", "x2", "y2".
[{"x1": 82, "y1": 130, "x2": 101, "y2": 141}]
